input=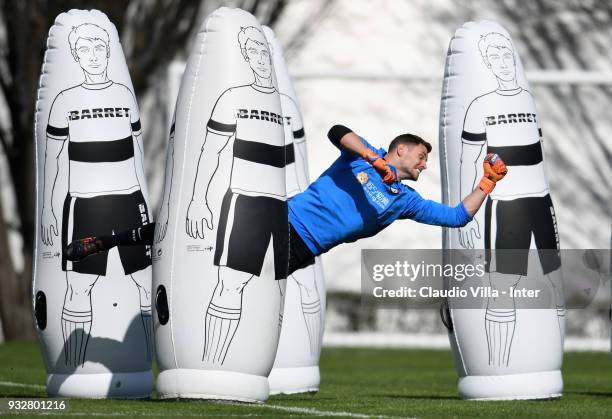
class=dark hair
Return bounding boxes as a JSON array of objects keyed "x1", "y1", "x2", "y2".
[{"x1": 388, "y1": 133, "x2": 432, "y2": 153}]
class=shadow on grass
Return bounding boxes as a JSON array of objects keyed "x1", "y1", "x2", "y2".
[
  {"x1": 270, "y1": 396, "x2": 337, "y2": 402},
  {"x1": 0, "y1": 393, "x2": 47, "y2": 398},
  {"x1": 567, "y1": 391, "x2": 612, "y2": 398},
  {"x1": 382, "y1": 393, "x2": 458, "y2": 401}
]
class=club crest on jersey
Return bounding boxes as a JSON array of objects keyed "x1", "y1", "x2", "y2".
[
  {"x1": 390, "y1": 186, "x2": 399, "y2": 194},
  {"x1": 356, "y1": 172, "x2": 368, "y2": 184}
]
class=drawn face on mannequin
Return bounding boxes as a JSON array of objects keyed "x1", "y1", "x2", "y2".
[
  {"x1": 73, "y1": 37, "x2": 109, "y2": 76},
  {"x1": 486, "y1": 45, "x2": 515, "y2": 82},
  {"x1": 244, "y1": 39, "x2": 272, "y2": 80}
]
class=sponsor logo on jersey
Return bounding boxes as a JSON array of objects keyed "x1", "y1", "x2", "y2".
[
  {"x1": 363, "y1": 181, "x2": 390, "y2": 210},
  {"x1": 69, "y1": 107, "x2": 131, "y2": 120},
  {"x1": 236, "y1": 108, "x2": 284, "y2": 125},
  {"x1": 485, "y1": 112, "x2": 537, "y2": 126},
  {"x1": 356, "y1": 172, "x2": 368, "y2": 184}
]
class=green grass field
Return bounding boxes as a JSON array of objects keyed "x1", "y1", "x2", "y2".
[{"x1": 1, "y1": 342, "x2": 612, "y2": 418}]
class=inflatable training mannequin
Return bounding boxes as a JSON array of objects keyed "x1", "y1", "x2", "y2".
[
  {"x1": 33, "y1": 9, "x2": 153, "y2": 398},
  {"x1": 153, "y1": 7, "x2": 288, "y2": 402},
  {"x1": 439, "y1": 21, "x2": 564, "y2": 400},
  {"x1": 262, "y1": 26, "x2": 326, "y2": 395}
]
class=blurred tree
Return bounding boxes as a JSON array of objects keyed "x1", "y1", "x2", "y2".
[{"x1": 0, "y1": 0, "x2": 288, "y2": 341}]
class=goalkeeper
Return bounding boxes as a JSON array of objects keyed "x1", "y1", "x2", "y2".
[
  {"x1": 286, "y1": 124, "x2": 507, "y2": 274},
  {"x1": 67, "y1": 124, "x2": 508, "y2": 273}
]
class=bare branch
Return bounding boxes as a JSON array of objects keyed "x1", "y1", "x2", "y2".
[{"x1": 0, "y1": 130, "x2": 9, "y2": 157}]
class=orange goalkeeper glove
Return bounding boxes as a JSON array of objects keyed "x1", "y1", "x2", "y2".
[
  {"x1": 361, "y1": 148, "x2": 396, "y2": 185},
  {"x1": 479, "y1": 153, "x2": 508, "y2": 194}
]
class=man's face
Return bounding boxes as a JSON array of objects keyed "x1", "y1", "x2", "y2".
[
  {"x1": 74, "y1": 37, "x2": 108, "y2": 75},
  {"x1": 399, "y1": 143, "x2": 428, "y2": 181},
  {"x1": 486, "y1": 46, "x2": 515, "y2": 82},
  {"x1": 244, "y1": 39, "x2": 272, "y2": 79}
]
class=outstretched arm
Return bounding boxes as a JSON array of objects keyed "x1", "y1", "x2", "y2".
[
  {"x1": 129, "y1": 94, "x2": 149, "y2": 213},
  {"x1": 459, "y1": 142, "x2": 484, "y2": 199},
  {"x1": 462, "y1": 152, "x2": 507, "y2": 234},
  {"x1": 186, "y1": 130, "x2": 230, "y2": 239},
  {"x1": 133, "y1": 132, "x2": 149, "y2": 208},
  {"x1": 406, "y1": 154, "x2": 507, "y2": 228},
  {"x1": 461, "y1": 187, "x2": 487, "y2": 217},
  {"x1": 155, "y1": 126, "x2": 175, "y2": 243},
  {"x1": 41, "y1": 137, "x2": 65, "y2": 246},
  {"x1": 458, "y1": 142, "x2": 485, "y2": 248}
]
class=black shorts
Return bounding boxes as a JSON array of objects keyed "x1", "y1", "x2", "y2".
[
  {"x1": 62, "y1": 190, "x2": 152, "y2": 276},
  {"x1": 484, "y1": 194, "x2": 561, "y2": 276},
  {"x1": 288, "y1": 222, "x2": 315, "y2": 276},
  {"x1": 214, "y1": 190, "x2": 289, "y2": 280}
]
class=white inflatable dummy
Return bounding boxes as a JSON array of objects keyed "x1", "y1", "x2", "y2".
[
  {"x1": 263, "y1": 26, "x2": 326, "y2": 395},
  {"x1": 33, "y1": 9, "x2": 153, "y2": 398},
  {"x1": 439, "y1": 21, "x2": 564, "y2": 400},
  {"x1": 153, "y1": 7, "x2": 288, "y2": 402}
]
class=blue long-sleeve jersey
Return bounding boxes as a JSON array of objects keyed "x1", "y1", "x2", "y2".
[{"x1": 288, "y1": 136, "x2": 471, "y2": 256}]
